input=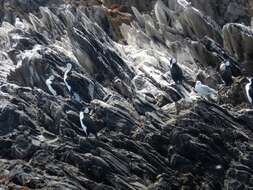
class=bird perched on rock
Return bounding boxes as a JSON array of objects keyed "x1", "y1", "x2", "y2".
[
  {"x1": 46, "y1": 75, "x2": 57, "y2": 96},
  {"x1": 45, "y1": 75, "x2": 65, "y2": 97},
  {"x1": 195, "y1": 80, "x2": 218, "y2": 100},
  {"x1": 245, "y1": 78, "x2": 253, "y2": 107},
  {"x1": 63, "y1": 63, "x2": 81, "y2": 102},
  {"x1": 113, "y1": 78, "x2": 133, "y2": 100},
  {"x1": 79, "y1": 107, "x2": 97, "y2": 138},
  {"x1": 170, "y1": 58, "x2": 184, "y2": 84},
  {"x1": 63, "y1": 63, "x2": 105, "y2": 103},
  {"x1": 15, "y1": 17, "x2": 25, "y2": 30},
  {"x1": 64, "y1": 63, "x2": 72, "y2": 92},
  {"x1": 219, "y1": 61, "x2": 233, "y2": 86}
]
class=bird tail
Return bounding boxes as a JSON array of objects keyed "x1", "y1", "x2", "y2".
[{"x1": 210, "y1": 91, "x2": 218, "y2": 101}]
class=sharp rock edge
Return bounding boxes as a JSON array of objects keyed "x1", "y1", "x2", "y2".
[{"x1": 0, "y1": 0, "x2": 253, "y2": 189}]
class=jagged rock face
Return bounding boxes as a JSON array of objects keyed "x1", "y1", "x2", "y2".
[
  {"x1": 223, "y1": 23, "x2": 253, "y2": 60},
  {"x1": 102, "y1": 0, "x2": 156, "y2": 11},
  {"x1": 178, "y1": 6, "x2": 222, "y2": 44},
  {"x1": 188, "y1": 0, "x2": 250, "y2": 26},
  {"x1": 1, "y1": 0, "x2": 253, "y2": 190},
  {"x1": 102, "y1": 0, "x2": 251, "y2": 27}
]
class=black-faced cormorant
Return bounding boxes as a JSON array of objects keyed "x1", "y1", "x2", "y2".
[
  {"x1": 170, "y1": 58, "x2": 184, "y2": 84},
  {"x1": 46, "y1": 75, "x2": 57, "y2": 96},
  {"x1": 219, "y1": 61, "x2": 233, "y2": 86},
  {"x1": 64, "y1": 63, "x2": 81, "y2": 102},
  {"x1": 245, "y1": 78, "x2": 253, "y2": 107},
  {"x1": 79, "y1": 107, "x2": 97, "y2": 137}
]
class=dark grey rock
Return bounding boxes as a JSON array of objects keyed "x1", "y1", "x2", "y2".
[{"x1": 0, "y1": 0, "x2": 253, "y2": 189}]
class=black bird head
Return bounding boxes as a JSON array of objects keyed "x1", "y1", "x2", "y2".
[
  {"x1": 247, "y1": 77, "x2": 253, "y2": 84},
  {"x1": 81, "y1": 107, "x2": 90, "y2": 114},
  {"x1": 170, "y1": 58, "x2": 177, "y2": 67},
  {"x1": 224, "y1": 61, "x2": 230, "y2": 67}
]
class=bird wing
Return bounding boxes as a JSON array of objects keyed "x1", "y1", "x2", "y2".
[
  {"x1": 202, "y1": 85, "x2": 217, "y2": 94},
  {"x1": 79, "y1": 112, "x2": 87, "y2": 135},
  {"x1": 195, "y1": 84, "x2": 217, "y2": 96},
  {"x1": 249, "y1": 84, "x2": 253, "y2": 104},
  {"x1": 46, "y1": 77, "x2": 57, "y2": 96},
  {"x1": 175, "y1": 64, "x2": 183, "y2": 76}
]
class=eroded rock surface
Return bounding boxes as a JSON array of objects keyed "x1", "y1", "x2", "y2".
[{"x1": 0, "y1": 0, "x2": 253, "y2": 190}]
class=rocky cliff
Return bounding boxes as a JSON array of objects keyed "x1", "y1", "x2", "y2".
[{"x1": 0, "y1": 0, "x2": 253, "y2": 189}]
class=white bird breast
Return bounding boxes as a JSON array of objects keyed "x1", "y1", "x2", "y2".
[
  {"x1": 46, "y1": 76, "x2": 57, "y2": 96},
  {"x1": 64, "y1": 65, "x2": 72, "y2": 92},
  {"x1": 15, "y1": 18, "x2": 25, "y2": 30},
  {"x1": 246, "y1": 83, "x2": 252, "y2": 104},
  {"x1": 79, "y1": 111, "x2": 87, "y2": 135},
  {"x1": 84, "y1": 108, "x2": 89, "y2": 114}
]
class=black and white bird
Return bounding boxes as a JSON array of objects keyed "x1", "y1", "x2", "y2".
[
  {"x1": 45, "y1": 75, "x2": 65, "y2": 97},
  {"x1": 64, "y1": 63, "x2": 72, "y2": 91},
  {"x1": 64, "y1": 63, "x2": 81, "y2": 102},
  {"x1": 219, "y1": 61, "x2": 233, "y2": 86},
  {"x1": 63, "y1": 63, "x2": 103, "y2": 102},
  {"x1": 79, "y1": 107, "x2": 97, "y2": 138},
  {"x1": 170, "y1": 58, "x2": 184, "y2": 84},
  {"x1": 245, "y1": 78, "x2": 253, "y2": 107},
  {"x1": 46, "y1": 75, "x2": 57, "y2": 96}
]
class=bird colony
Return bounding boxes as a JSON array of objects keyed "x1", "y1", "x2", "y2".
[{"x1": 0, "y1": 0, "x2": 253, "y2": 189}]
